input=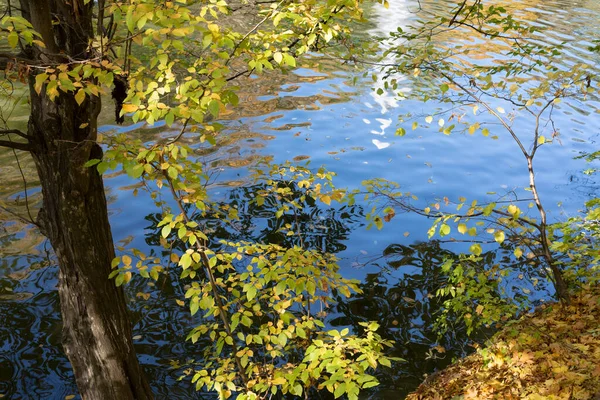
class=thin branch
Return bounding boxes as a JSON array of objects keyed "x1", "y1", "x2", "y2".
[
  {"x1": 164, "y1": 117, "x2": 191, "y2": 146},
  {"x1": 448, "y1": 0, "x2": 468, "y2": 27},
  {"x1": 0, "y1": 139, "x2": 30, "y2": 151},
  {"x1": 0, "y1": 128, "x2": 30, "y2": 140},
  {"x1": 530, "y1": 96, "x2": 558, "y2": 158},
  {"x1": 0, "y1": 204, "x2": 34, "y2": 225},
  {"x1": 164, "y1": 172, "x2": 250, "y2": 387},
  {"x1": 440, "y1": 71, "x2": 529, "y2": 158},
  {"x1": 226, "y1": 7, "x2": 275, "y2": 66}
]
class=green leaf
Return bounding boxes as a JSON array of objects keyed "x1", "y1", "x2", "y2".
[
  {"x1": 190, "y1": 300, "x2": 199, "y2": 316},
  {"x1": 439, "y1": 224, "x2": 450, "y2": 236},
  {"x1": 296, "y1": 326, "x2": 306, "y2": 338},
  {"x1": 283, "y1": 53, "x2": 296, "y2": 67},
  {"x1": 7, "y1": 31, "x2": 19, "y2": 48},
  {"x1": 246, "y1": 285, "x2": 257, "y2": 301},
  {"x1": 126, "y1": 6, "x2": 135, "y2": 33},
  {"x1": 470, "y1": 243, "x2": 482, "y2": 256},
  {"x1": 165, "y1": 112, "x2": 175, "y2": 127},
  {"x1": 494, "y1": 230, "x2": 505, "y2": 244},
  {"x1": 362, "y1": 381, "x2": 379, "y2": 389},
  {"x1": 84, "y1": 159, "x2": 101, "y2": 168},
  {"x1": 208, "y1": 100, "x2": 220, "y2": 118},
  {"x1": 440, "y1": 83, "x2": 449, "y2": 94},
  {"x1": 334, "y1": 383, "x2": 346, "y2": 399},
  {"x1": 96, "y1": 161, "x2": 109, "y2": 175}
]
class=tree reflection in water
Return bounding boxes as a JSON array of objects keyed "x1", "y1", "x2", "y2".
[
  {"x1": 144, "y1": 181, "x2": 364, "y2": 254},
  {"x1": 332, "y1": 241, "x2": 500, "y2": 399},
  {"x1": 2, "y1": 177, "x2": 543, "y2": 398}
]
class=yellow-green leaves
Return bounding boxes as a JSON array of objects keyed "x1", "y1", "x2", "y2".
[
  {"x1": 439, "y1": 223, "x2": 451, "y2": 236},
  {"x1": 514, "y1": 247, "x2": 523, "y2": 258},
  {"x1": 74, "y1": 89, "x2": 86, "y2": 106},
  {"x1": 7, "y1": 31, "x2": 18, "y2": 48},
  {"x1": 469, "y1": 243, "x2": 482, "y2": 256},
  {"x1": 34, "y1": 73, "x2": 48, "y2": 94},
  {"x1": 1, "y1": 16, "x2": 43, "y2": 48},
  {"x1": 494, "y1": 230, "x2": 505, "y2": 244}
]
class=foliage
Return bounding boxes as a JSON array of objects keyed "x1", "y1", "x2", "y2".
[
  {"x1": 112, "y1": 160, "x2": 398, "y2": 399},
  {"x1": 550, "y1": 200, "x2": 600, "y2": 287},
  {"x1": 1, "y1": 0, "x2": 399, "y2": 397},
  {"x1": 406, "y1": 284, "x2": 600, "y2": 400},
  {"x1": 359, "y1": 0, "x2": 600, "y2": 334}
]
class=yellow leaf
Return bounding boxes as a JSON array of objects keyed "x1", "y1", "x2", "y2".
[
  {"x1": 425, "y1": 116, "x2": 433, "y2": 124},
  {"x1": 494, "y1": 230, "x2": 505, "y2": 244},
  {"x1": 458, "y1": 223, "x2": 467, "y2": 234},
  {"x1": 75, "y1": 89, "x2": 86, "y2": 106},
  {"x1": 470, "y1": 243, "x2": 482, "y2": 256},
  {"x1": 121, "y1": 104, "x2": 138, "y2": 113},
  {"x1": 122, "y1": 255, "x2": 132, "y2": 266},
  {"x1": 514, "y1": 247, "x2": 523, "y2": 259}
]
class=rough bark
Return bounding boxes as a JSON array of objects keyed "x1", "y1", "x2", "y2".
[{"x1": 18, "y1": 0, "x2": 154, "y2": 397}]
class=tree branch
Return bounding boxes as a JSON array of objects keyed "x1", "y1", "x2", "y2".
[
  {"x1": 0, "y1": 139, "x2": 30, "y2": 151},
  {"x1": 0, "y1": 128, "x2": 30, "y2": 140}
]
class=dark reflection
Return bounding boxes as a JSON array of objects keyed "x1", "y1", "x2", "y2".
[
  {"x1": 144, "y1": 181, "x2": 364, "y2": 254},
  {"x1": 332, "y1": 241, "x2": 500, "y2": 399},
  {"x1": 0, "y1": 259, "x2": 77, "y2": 399}
]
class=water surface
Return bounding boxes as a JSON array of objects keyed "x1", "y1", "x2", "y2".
[{"x1": 1, "y1": 0, "x2": 599, "y2": 398}]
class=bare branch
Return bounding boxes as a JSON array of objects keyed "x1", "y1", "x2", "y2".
[
  {"x1": 0, "y1": 129, "x2": 30, "y2": 140},
  {"x1": 0, "y1": 139, "x2": 30, "y2": 151}
]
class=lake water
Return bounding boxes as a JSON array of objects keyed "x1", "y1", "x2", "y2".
[{"x1": 1, "y1": 0, "x2": 599, "y2": 398}]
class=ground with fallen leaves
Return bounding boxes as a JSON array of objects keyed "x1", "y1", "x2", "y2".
[{"x1": 406, "y1": 285, "x2": 600, "y2": 400}]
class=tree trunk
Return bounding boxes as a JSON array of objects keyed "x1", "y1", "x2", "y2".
[
  {"x1": 28, "y1": 76, "x2": 153, "y2": 400},
  {"x1": 20, "y1": 0, "x2": 154, "y2": 397}
]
